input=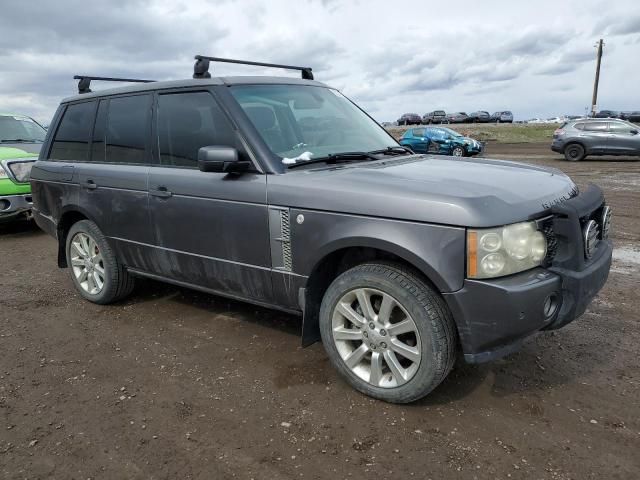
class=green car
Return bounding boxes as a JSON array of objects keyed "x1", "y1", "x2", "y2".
[
  {"x1": 0, "y1": 113, "x2": 46, "y2": 222},
  {"x1": 399, "y1": 126, "x2": 483, "y2": 157}
]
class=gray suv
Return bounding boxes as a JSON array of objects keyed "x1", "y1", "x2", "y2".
[
  {"x1": 31, "y1": 57, "x2": 613, "y2": 403},
  {"x1": 551, "y1": 119, "x2": 640, "y2": 161}
]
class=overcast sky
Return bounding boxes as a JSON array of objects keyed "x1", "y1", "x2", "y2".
[{"x1": 1, "y1": 0, "x2": 639, "y2": 124}]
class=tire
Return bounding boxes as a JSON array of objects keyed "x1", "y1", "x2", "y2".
[
  {"x1": 452, "y1": 146, "x2": 465, "y2": 157},
  {"x1": 564, "y1": 143, "x2": 585, "y2": 162},
  {"x1": 319, "y1": 262, "x2": 457, "y2": 403},
  {"x1": 66, "y1": 220, "x2": 135, "y2": 304}
]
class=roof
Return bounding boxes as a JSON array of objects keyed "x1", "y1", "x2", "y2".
[{"x1": 62, "y1": 76, "x2": 329, "y2": 103}]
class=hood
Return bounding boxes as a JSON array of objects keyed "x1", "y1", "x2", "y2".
[
  {"x1": 0, "y1": 142, "x2": 42, "y2": 155},
  {"x1": 0, "y1": 146, "x2": 39, "y2": 161},
  {"x1": 268, "y1": 155, "x2": 578, "y2": 228}
]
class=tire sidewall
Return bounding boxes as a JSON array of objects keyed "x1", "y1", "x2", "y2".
[
  {"x1": 319, "y1": 266, "x2": 448, "y2": 403},
  {"x1": 452, "y1": 146, "x2": 465, "y2": 157},
  {"x1": 66, "y1": 220, "x2": 116, "y2": 304},
  {"x1": 564, "y1": 144, "x2": 584, "y2": 161}
]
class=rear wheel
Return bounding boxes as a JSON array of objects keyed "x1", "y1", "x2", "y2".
[
  {"x1": 319, "y1": 263, "x2": 457, "y2": 403},
  {"x1": 564, "y1": 143, "x2": 585, "y2": 161},
  {"x1": 66, "y1": 220, "x2": 135, "y2": 304}
]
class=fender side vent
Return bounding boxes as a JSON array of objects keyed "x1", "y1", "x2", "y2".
[{"x1": 280, "y1": 210, "x2": 292, "y2": 271}]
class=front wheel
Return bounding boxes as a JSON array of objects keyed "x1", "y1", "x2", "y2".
[
  {"x1": 452, "y1": 146, "x2": 465, "y2": 157},
  {"x1": 319, "y1": 263, "x2": 457, "y2": 403}
]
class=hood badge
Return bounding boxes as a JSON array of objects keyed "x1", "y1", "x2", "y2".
[{"x1": 541, "y1": 186, "x2": 579, "y2": 210}]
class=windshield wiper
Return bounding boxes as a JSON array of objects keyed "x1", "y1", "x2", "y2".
[
  {"x1": 287, "y1": 151, "x2": 379, "y2": 169},
  {"x1": 0, "y1": 138, "x2": 43, "y2": 143},
  {"x1": 368, "y1": 146, "x2": 414, "y2": 156}
]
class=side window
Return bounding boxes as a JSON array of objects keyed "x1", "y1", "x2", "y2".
[
  {"x1": 583, "y1": 122, "x2": 608, "y2": 132},
  {"x1": 91, "y1": 100, "x2": 108, "y2": 162},
  {"x1": 49, "y1": 102, "x2": 96, "y2": 161},
  {"x1": 413, "y1": 128, "x2": 425, "y2": 137},
  {"x1": 105, "y1": 94, "x2": 151, "y2": 164},
  {"x1": 609, "y1": 122, "x2": 635, "y2": 134},
  {"x1": 157, "y1": 91, "x2": 237, "y2": 167},
  {"x1": 573, "y1": 122, "x2": 585, "y2": 130}
]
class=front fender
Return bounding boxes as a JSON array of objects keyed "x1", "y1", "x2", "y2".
[{"x1": 290, "y1": 208, "x2": 465, "y2": 293}]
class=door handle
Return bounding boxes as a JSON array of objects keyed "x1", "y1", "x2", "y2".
[
  {"x1": 150, "y1": 186, "x2": 172, "y2": 198},
  {"x1": 82, "y1": 180, "x2": 97, "y2": 190}
]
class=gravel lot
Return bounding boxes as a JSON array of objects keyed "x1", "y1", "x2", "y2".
[{"x1": 1, "y1": 143, "x2": 639, "y2": 479}]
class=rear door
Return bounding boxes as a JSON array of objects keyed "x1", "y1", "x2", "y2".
[
  {"x1": 76, "y1": 93, "x2": 154, "y2": 268},
  {"x1": 607, "y1": 121, "x2": 640, "y2": 154},
  {"x1": 147, "y1": 89, "x2": 272, "y2": 302},
  {"x1": 581, "y1": 121, "x2": 609, "y2": 153},
  {"x1": 410, "y1": 128, "x2": 429, "y2": 153}
]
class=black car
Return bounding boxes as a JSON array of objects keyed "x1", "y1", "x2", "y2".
[
  {"x1": 468, "y1": 111, "x2": 491, "y2": 123},
  {"x1": 422, "y1": 110, "x2": 447, "y2": 124},
  {"x1": 397, "y1": 113, "x2": 422, "y2": 125},
  {"x1": 30, "y1": 57, "x2": 612, "y2": 404},
  {"x1": 620, "y1": 111, "x2": 640, "y2": 123},
  {"x1": 593, "y1": 110, "x2": 620, "y2": 119}
]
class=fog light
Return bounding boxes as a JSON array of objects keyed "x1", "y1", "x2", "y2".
[
  {"x1": 0, "y1": 199, "x2": 10, "y2": 211},
  {"x1": 543, "y1": 294, "x2": 559, "y2": 319}
]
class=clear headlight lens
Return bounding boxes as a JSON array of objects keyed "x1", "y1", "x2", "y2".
[{"x1": 468, "y1": 221, "x2": 547, "y2": 279}]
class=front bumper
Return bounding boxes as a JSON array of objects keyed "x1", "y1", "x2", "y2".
[
  {"x1": 0, "y1": 193, "x2": 33, "y2": 220},
  {"x1": 444, "y1": 184, "x2": 612, "y2": 363}
]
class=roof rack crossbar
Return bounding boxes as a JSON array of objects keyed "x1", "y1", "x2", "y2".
[
  {"x1": 73, "y1": 75, "x2": 156, "y2": 94},
  {"x1": 193, "y1": 55, "x2": 314, "y2": 80}
]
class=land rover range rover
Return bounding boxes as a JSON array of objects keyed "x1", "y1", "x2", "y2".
[{"x1": 30, "y1": 57, "x2": 612, "y2": 403}]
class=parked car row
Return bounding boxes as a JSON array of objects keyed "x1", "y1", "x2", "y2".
[
  {"x1": 397, "y1": 110, "x2": 513, "y2": 125},
  {"x1": 594, "y1": 110, "x2": 640, "y2": 122}
]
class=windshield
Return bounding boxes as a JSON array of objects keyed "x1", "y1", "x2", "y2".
[
  {"x1": 0, "y1": 115, "x2": 46, "y2": 142},
  {"x1": 230, "y1": 85, "x2": 398, "y2": 162},
  {"x1": 439, "y1": 127, "x2": 463, "y2": 137}
]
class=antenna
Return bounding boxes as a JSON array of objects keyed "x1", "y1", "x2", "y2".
[{"x1": 193, "y1": 55, "x2": 314, "y2": 80}]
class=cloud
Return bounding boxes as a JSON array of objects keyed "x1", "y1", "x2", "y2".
[{"x1": 0, "y1": 0, "x2": 639, "y2": 123}]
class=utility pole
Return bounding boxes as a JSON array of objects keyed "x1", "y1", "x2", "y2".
[{"x1": 591, "y1": 39, "x2": 604, "y2": 117}]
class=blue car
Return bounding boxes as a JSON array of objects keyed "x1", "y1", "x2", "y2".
[{"x1": 399, "y1": 126, "x2": 483, "y2": 157}]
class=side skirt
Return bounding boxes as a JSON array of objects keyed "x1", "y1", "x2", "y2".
[{"x1": 126, "y1": 267, "x2": 303, "y2": 317}]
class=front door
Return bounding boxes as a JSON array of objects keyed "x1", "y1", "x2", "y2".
[
  {"x1": 147, "y1": 90, "x2": 273, "y2": 303},
  {"x1": 607, "y1": 121, "x2": 640, "y2": 155}
]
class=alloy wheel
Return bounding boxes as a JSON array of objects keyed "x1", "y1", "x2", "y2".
[
  {"x1": 70, "y1": 232, "x2": 105, "y2": 295},
  {"x1": 331, "y1": 288, "x2": 421, "y2": 388}
]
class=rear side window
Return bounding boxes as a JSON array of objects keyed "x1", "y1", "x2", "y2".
[
  {"x1": 157, "y1": 91, "x2": 237, "y2": 167},
  {"x1": 583, "y1": 122, "x2": 608, "y2": 132},
  {"x1": 49, "y1": 102, "x2": 96, "y2": 161},
  {"x1": 413, "y1": 128, "x2": 425, "y2": 137},
  {"x1": 573, "y1": 122, "x2": 585, "y2": 130},
  {"x1": 105, "y1": 95, "x2": 151, "y2": 164}
]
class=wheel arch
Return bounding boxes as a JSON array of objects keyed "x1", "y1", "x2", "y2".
[
  {"x1": 300, "y1": 240, "x2": 453, "y2": 347},
  {"x1": 56, "y1": 207, "x2": 96, "y2": 267}
]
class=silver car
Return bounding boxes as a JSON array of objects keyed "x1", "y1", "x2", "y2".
[{"x1": 551, "y1": 119, "x2": 640, "y2": 161}]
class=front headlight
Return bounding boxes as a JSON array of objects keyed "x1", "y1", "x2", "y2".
[{"x1": 467, "y1": 221, "x2": 547, "y2": 278}]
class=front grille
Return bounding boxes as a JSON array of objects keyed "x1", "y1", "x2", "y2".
[{"x1": 540, "y1": 217, "x2": 557, "y2": 265}]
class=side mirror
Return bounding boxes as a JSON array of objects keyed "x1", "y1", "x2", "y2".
[
  {"x1": 197, "y1": 146, "x2": 251, "y2": 173},
  {"x1": 630, "y1": 129, "x2": 638, "y2": 135}
]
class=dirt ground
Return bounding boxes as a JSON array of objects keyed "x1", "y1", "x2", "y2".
[{"x1": 1, "y1": 143, "x2": 639, "y2": 479}]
